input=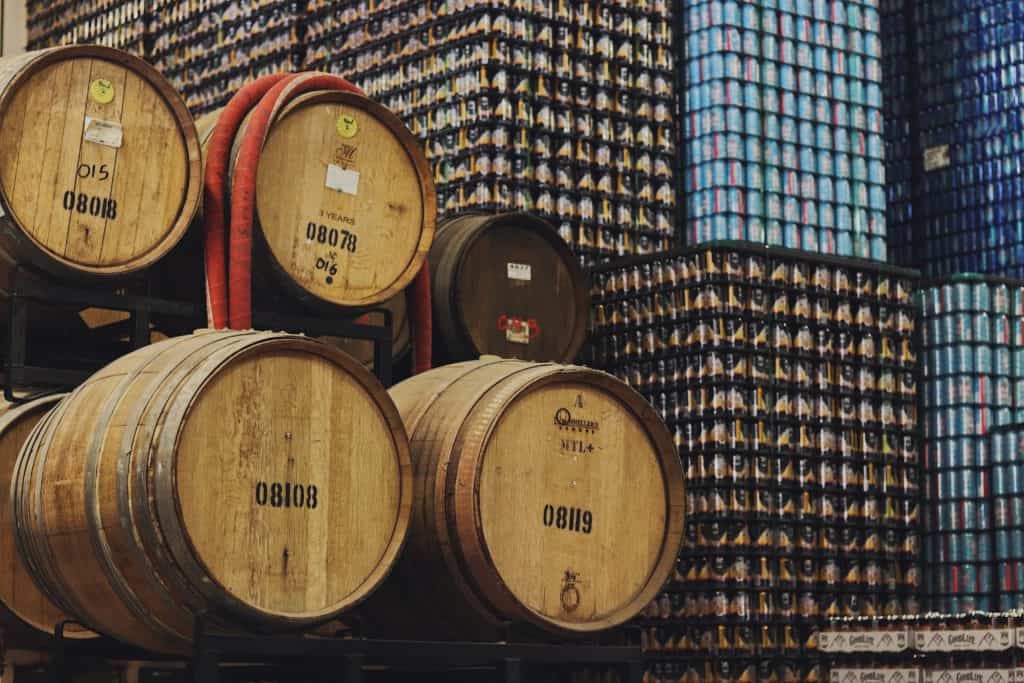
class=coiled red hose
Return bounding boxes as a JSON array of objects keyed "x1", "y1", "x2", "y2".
[{"x1": 203, "y1": 72, "x2": 432, "y2": 373}]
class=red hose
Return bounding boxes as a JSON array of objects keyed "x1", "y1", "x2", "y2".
[
  {"x1": 227, "y1": 73, "x2": 365, "y2": 330},
  {"x1": 204, "y1": 73, "x2": 295, "y2": 329},
  {"x1": 408, "y1": 263, "x2": 432, "y2": 374},
  {"x1": 205, "y1": 71, "x2": 434, "y2": 375}
]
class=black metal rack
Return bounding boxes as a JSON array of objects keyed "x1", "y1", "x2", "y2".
[
  {"x1": 2, "y1": 264, "x2": 397, "y2": 397},
  {"x1": 44, "y1": 618, "x2": 642, "y2": 683}
]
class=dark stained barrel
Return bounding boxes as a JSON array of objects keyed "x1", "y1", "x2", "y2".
[{"x1": 430, "y1": 213, "x2": 588, "y2": 363}]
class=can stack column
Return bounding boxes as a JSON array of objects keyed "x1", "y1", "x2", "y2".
[
  {"x1": 589, "y1": 242, "x2": 922, "y2": 683},
  {"x1": 918, "y1": 275, "x2": 1024, "y2": 613}
]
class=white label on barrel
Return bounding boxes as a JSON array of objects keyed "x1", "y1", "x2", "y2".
[
  {"x1": 506, "y1": 321, "x2": 530, "y2": 345},
  {"x1": 326, "y1": 164, "x2": 360, "y2": 195},
  {"x1": 507, "y1": 262, "x2": 532, "y2": 281},
  {"x1": 83, "y1": 117, "x2": 123, "y2": 148},
  {"x1": 923, "y1": 145, "x2": 951, "y2": 172}
]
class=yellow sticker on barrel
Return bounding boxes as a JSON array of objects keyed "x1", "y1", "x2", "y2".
[
  {"x1": 89, "y1": 78, "x2": 115, "y2": 104},
  {"x1": 337, "y1": 114, "x2": 358, "y2": 138}
]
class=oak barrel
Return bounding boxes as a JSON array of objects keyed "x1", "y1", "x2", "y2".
[
  {"x1": 430, "y1": 213, "x2": 588, "y2": 363},
  {"x1": 361, "y1": 359, "x2": 685, "y2": 640},
  {"x1": 0, "y1": 395, "x2": 95, "y2": 646},
  {"x1": 12, "y1": 331, "x2": 412, "y2": 653},
  {"x1": 0, "y1": 46, "x2": 201, "y2": 283},
  {"x1": 199, "y1": 89, "x2": 435, "y2": 309}
]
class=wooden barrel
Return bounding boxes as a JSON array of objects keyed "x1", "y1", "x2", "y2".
[
  {"x1": 0, "y1": 395, "x2": 96, "y2": 646},
  {"x1": 199, "y1": 89, "x2": 435, "y2": 310},
  {"x1": 430, "y1": 213, "x2": 588, "y2": 363},
  {"x1": 12, "y1": 331, "x2": 412, "y2": 653},
  {"x1": 0, "y1": 46, "x2": 201, "y2": 283},
  {"x1": 361, "y1": 359, "x2": 685, "y2": 640},
  {"x1": 322, "y1": 292, "x2": 411, "y2": 367}
]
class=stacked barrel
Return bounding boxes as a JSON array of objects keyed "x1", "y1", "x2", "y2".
[
  {"x1": 919, "y1": 275, "x2": 1024, "y2": 613},
  {"x1": 0, "y1": 331, "x2": 684, "y2": 652},
  {"x1": 0, "y1": 42, "x2": 691, "y2": 659},
  {"x1": 589, "y1": 241, "x2": 921, "y2": 683}
]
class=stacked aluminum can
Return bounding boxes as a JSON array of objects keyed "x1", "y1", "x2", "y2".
[
  {"x1": 589, "y1": 242, "x2": 921, "y2": 683},
  {"x1": 305, "y1": 0, "x2": 678, "y2": 264},
  {"x1": 149, "y1": 0, "x2": 302, "y2": 115},
  {"x1": 885, "y1": 1, "x2": 1024, "y2": 279},
  {"x1": 26, "y1": 0, "x2": 148, "y2": 55},
  {"x1": 683, "y1": 0, "x2": 888, "y2": 261},
  {"x1": 990, "y1": 426, "x2": 1024, "y2": 612},
  {"x1": 920, "y1": 276, "x2": 1024, "y2": 613}
]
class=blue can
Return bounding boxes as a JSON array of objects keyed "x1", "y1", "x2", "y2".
[
  {"x1": 783, "y1": 223, "x2": 800, "y2": 249},
  {"x1": 746, "y1": 218, "x2": 765, "y2": 243},
  {"x1": 991, "y1": 284, "x2": 1010, "y2": 313},
  {"x1": 1014, "y1": 498, "x2": 1024, "y2": 529},
  {"x1": 1014, "y1": 350, "x2": 1024, "y2": 377},
  {"x1": 953, "y1": 344, "x2": 975, "y2": 374},
  {"x1": 952, "y1": 282, "x2": 972, "y2": 311},
  {"x1": 819, "y1": 228, "x2": 836, "y2": 254},
  {"x1": 836, "y1": 230, "x2": 852, "y2": 256},
  {"x1": 998, "y1": 497, "x2": 1021, "y2": 528},
  {"x1": 1013, "y1": 288, "x2": 1024, "y2": 316},
  {"x1": 974, "y1": 313, "x2": 992, "y2": 341},
  {"x1": 976, "y1": 345, "x2": 993, "y2": 373}
]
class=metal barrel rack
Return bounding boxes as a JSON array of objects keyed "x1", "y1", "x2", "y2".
[
  {"x1": 42, "y1": 618, "x2": 643, "y2": 683},
  {"x1": 2, "y1": 264, "x2": 396, "y2": 396}
]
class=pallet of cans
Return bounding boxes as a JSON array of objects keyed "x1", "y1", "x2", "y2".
[
  {"x1": 588, "y1": 241, "x2": 922, "y2": 683},
  {"x1": 682, "y1": 0, "x2": 888, "y2": 261},
  {"x1": 918, "y1": 275, "x2": 1024, "y2": 613},
  {"x1": 884, "y1": 0, "x2": 1024, "y2": 279},
  {"x1": 879, "y1": 0, "x2": 914, "y2": 276},
  {"x1": 149, "y1": 0, "x2": 302, "y2": 115},
  {"x1": 992, "y1": 426, "x2": 1024, "y2": 612},
  {"x1": 304, "y1": 0, "x2": 678, "y2": 265},
  {"x1": 821, "y1": 613, "x2": 1024, "y2": 683},
  {"x1": 27, "y1": 0, "x2": 148, "y2": 54}
]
